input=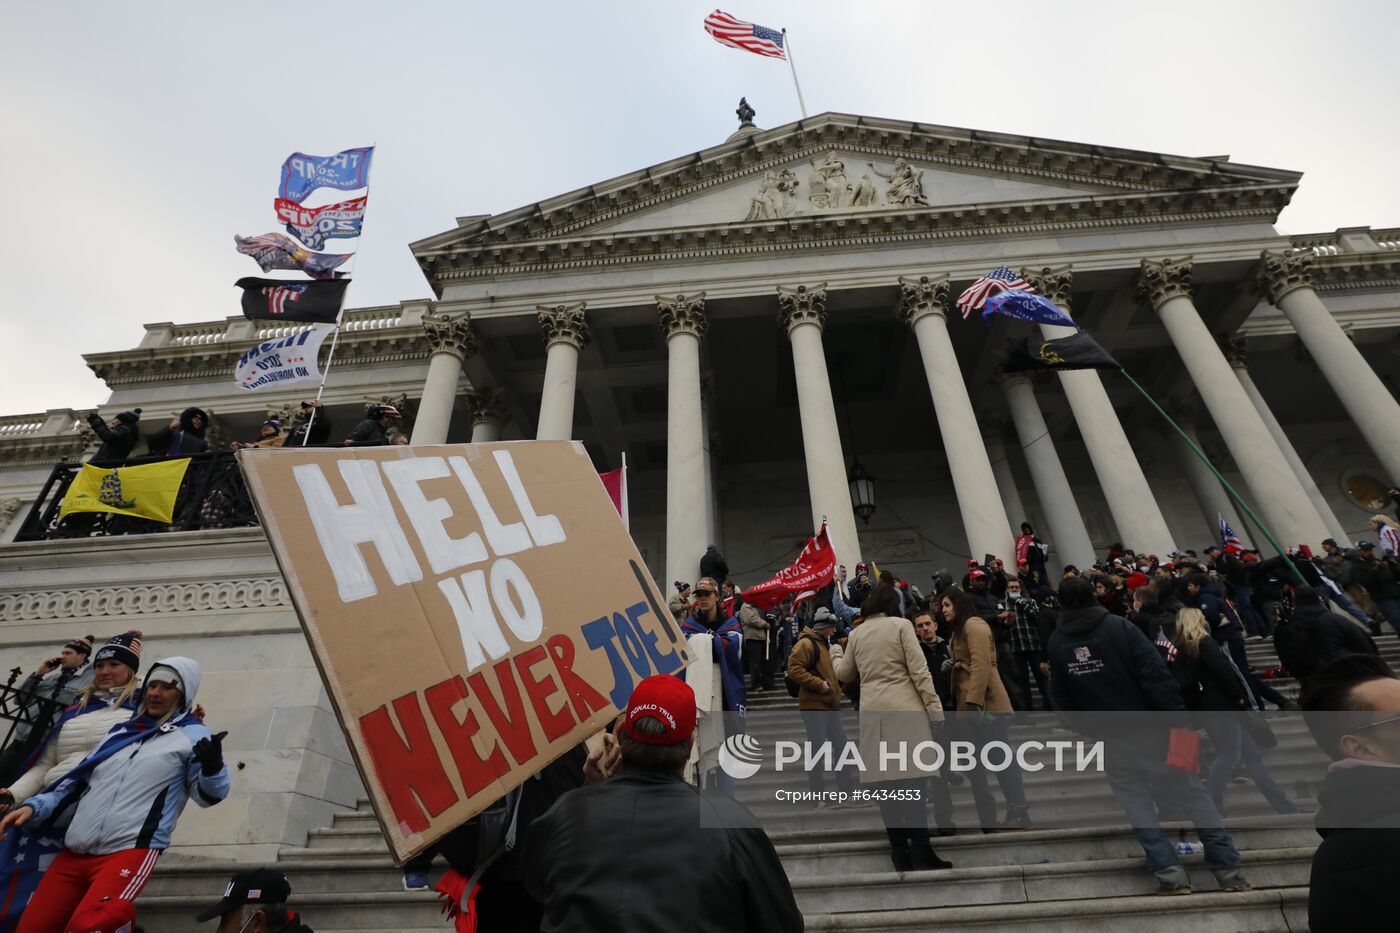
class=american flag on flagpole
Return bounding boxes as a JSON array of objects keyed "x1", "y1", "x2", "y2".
[
  {"x1": 1219, "y1": 514, "x2": 1243, "y2": 552},
  {"x1": 704, "y1": 10, "x2": 786, "y2": 59},
  {"x1": 955, "y1": 266, "x2": 1035, "y2": 319}
]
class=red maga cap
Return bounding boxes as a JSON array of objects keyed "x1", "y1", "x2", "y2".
[{"x1": 622, "y1": 674, "x2": 696, "y2": 745}]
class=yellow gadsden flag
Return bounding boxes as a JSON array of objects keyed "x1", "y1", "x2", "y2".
[{"x1": 59, "y1": 458, "x2": 192, "y2": 523}]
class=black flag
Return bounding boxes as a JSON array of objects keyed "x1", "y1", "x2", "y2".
[
  {"x1": 236, "y1": 277, "x2": 348, "y2": 323},
  {"x1": 1003, "y1": 332, "x2": 1121, "y2": 373}
]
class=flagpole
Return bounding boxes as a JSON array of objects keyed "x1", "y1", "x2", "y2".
[
  {"x1": 301, "y1": 144, "x2": 376, "y2": 446},
  {"x1": 1118, "y1": 370, "x2": 1307, "y2": 585},
  {"x1": 781, "y1": 29, "x2": 808, "y2": 118}
]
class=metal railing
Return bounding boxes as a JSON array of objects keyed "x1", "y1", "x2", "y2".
[
  {"x1": 14, "y1": 450, "x2": 261, "y2": 542},
  {"x1": 0, "y1": 668, "x2": 65, "y2": 775}
]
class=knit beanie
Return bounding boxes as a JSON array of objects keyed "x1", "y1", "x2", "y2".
[
  {"x1": 262, "y1": 418, "x2": 281, "y2": 434},
  {"x1": 94, "y1": 630, "x2": 143, "y2": 673},
  {"x1": 65, "y1": 635, "x2": 95, "y2": 658},
  {"x1": 115, "y1": 408, "x2": 142, "y2": 425}
]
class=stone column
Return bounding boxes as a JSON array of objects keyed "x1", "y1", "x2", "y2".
[
  {"x1": 1022, "y1": 265, "x2": 1176, "y2": 557},
  {"x1": 1258, "y1": 249, "x2": 1400, "y2": 484},
  {"x1": 897, "y1": 275, "x2": 1015, "y2": 564},
  {"x1": 982, "y1": 422, "x2": 1028, "y2": 539},
  {"x1": 700, "y1": 379, "x2": 720, "y2": 547},
  {"x1": 658, "y1": 293, "x2": 711, "y2": 588},
  {"x1": 777, "y1": 284, "x2": 863, "y2": 567},
  {"x1": 1222, "y1": 335, "x2": 1351, "y2": 545},
  {"x1": 1000, "y1": 373, "x2": 1097, "y2": 568},
  {"x1": 1139, "y1": 257, "x2": 1330, "y2": 549},
  {"x1": 535, "y1": 303, "x2": 589, "y2": 441},
  {"x1": 1162, "y1": 401, "x2": 1251, "y2": 547},
  {"x1": 466, "y1": 388, "x2": 506, "y2": 444},
  {"x1": 410, "y1": 311, "x2": 476, "y2": 444}
]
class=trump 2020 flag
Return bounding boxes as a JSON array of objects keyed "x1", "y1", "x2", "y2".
[
  {"x1": 275, "y1": 196, "x2": 367, "y2": 250},
  {"x1": 279, "y1": 147, "x2": 373, "y2": 203},
  {"x1": 235, "y1": 325, "x2": 334, "y2": 391},
  {"x1": 236, "y1": 277, "x2": 348, "y2": 323},
  {"x1": 982, "y1": 290, "x2": 1078, "y2": 329},
  {"x1": 60, "y1": 459, "x2": 192, "y2": 523}
]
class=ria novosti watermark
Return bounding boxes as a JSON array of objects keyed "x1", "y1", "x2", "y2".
[{"x1": 718, "y1": 734, "x2": 1105, "y2": 781}]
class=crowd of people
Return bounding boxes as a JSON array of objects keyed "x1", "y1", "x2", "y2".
[{"x1": 6, "y1": 498, "x2": 1399, "y2": 928}]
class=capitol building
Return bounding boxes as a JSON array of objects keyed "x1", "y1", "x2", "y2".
[{"x1": 0, "y1": 107, "x2": 1396, "y2": 927}]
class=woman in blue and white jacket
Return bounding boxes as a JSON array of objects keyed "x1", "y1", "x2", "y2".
[{"x1": 0, "y1": 656, "x2": 230, "y2": 932}]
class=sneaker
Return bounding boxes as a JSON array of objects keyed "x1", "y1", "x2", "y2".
[
  {"x1": 1156, "y1": 882, "x2": 1192, "y2": 896},
  {"x1": 1000, "y1": 805, "x2": 1032, "y2": 831},
  {"x1": 1219, "y1": 880, "x2": 1254, "y2": 893},
  {"x1": 402, "y1": 872, "x2": 430, "y2": 891}
]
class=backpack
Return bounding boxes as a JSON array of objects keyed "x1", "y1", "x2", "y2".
[{"x1": 784, "y1": 634, "x2": 822, "y2": 698}]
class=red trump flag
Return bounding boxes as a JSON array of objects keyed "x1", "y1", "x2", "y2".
[{"x1": 743, "y1": 522, "x2": 837, "y2": 610}]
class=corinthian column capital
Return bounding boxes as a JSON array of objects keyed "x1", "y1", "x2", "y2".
[
  {"x1": 1255, "y1": 249, "x2": 1314, "y2": 305},
  {"x1": 422, "y1": 311, "x2": 477, "y2": 361},
  {"x1": 1218, "y1": 333, "x2": 1249, "y2": 370},
  {"x1": 895, "y1": 274, "x2": 950, "y2": 327},
  {"x1": 777, "y1": 283, "x2": 828, "y2": 334},
  {"x1": 466, "y1": 387, "x2": 507, "y2": 427},
  {"x1": 537, "y1": 302, "x2": 590, "y2": 351},
  {"x1": 1021, "y1": 265, "x2": 1074, "y2": 310},
  {"x1": 1137, "y1": 256, "x2": 1195, "y2": 309},
  {"x1": 656, "y1": 292, "x2": 708, "y2": 340}
]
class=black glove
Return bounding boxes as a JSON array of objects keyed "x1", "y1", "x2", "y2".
[{"x1": 193, "y1": 731, "x2": 228, "y2": 777}]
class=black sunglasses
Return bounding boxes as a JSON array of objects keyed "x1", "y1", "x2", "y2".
[
  {"x1": 694, "y1": 590, "x2": 716, "y2": 597},
  {"x1": 1355, "y1": 713, "x2": 1400, "y2": 733}
]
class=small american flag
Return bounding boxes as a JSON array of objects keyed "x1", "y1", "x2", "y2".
[
  {"x1": 704, "y1": 10, "x2": 786, "y2": 59},
  {"x1": 956, "y1": 266, "x2": 1034, "y2": 319},
  {"x1": 1219, "y1": 514, "x2": 1243, "y2": 552},
  {"x1": 1155, "y1": 631, "x2": 1178, "y2": 663},
  {"x1": 261, "y1": 283, "x2": 306, "y2": 316}
]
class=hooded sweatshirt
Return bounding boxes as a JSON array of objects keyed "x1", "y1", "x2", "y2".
[
  {"x1": 146, "y1": 407, "x2": 210, "y2": 457},
  {"x1": 1046, "y1": 604, "x2": 1185, "y2": 716},
  {"x1": 24, "y1": 656, "x2": 230, "y2": 854},
  {"x1": 1309, "y1": 760, "x2": 1400, "y2": 932}
]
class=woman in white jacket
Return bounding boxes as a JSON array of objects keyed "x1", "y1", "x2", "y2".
[{"x1": 0, "y1": 631, "x2": 143, "y2": 814}]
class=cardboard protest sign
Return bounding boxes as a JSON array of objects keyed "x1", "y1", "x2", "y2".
[{"x1": 238, "y1": 441, "x2": 687, "y2": 860}]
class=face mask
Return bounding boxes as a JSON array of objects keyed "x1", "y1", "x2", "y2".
[{"x1": 1007, "y1": 590, "x2": 1022, "y2": 601}]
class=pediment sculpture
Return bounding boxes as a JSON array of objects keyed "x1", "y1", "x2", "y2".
[
  {"x1": 748, "y1": 152, "x2": 930, "y2": 219},
  {"x1": 745, "y1": 168, "x2": 801, "y2": 220}
]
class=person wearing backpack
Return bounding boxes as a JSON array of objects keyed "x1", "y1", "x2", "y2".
[{"x1": 785, "y1": 610, "x2": 855, "y2": 801}]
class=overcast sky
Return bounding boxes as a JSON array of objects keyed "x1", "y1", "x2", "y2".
[{"x1": 3, "y1": 1, "x2": 1396, "y2": 414}]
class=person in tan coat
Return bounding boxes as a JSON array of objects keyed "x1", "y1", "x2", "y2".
[
  {"x1": 940, "y1": 586, "x2": 1032, "y2": 831},
  {"x1": 834, "y1": 584, "x2": 952, "y2": 872},
  {"x1": 786, "y1": 610, "x2": 856, "y2": 798}
]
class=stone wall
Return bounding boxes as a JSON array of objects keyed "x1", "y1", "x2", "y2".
[{"x1": 0, "y1": 528, "x2": 363, "y2": 863}]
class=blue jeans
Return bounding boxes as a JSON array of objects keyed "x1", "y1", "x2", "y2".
[
  {"x1": 1202, "y1": 714, "x2": 1296, "y2": 815},
  {"x1": 799, "y1": 710, "x2": 856, "y2": 795},
  {"x1": 1376, "y1": 598, "x2": 1400, "y2": 639},
  {"x1": 1104, "y1": 742, "x2": 1245, "y2": 886}
]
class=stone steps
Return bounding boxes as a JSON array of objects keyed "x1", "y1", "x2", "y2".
[{"x1": 131, "y1": 633, "x2": 1359, "y2": 931}]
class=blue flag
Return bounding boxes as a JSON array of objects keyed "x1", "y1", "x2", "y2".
[
  {"x1": 278, "y1": 147, "x2": 374, "y2": 203},
  {"x1": 982, "y1": 290, "x2": 1078, "y2": 329}
]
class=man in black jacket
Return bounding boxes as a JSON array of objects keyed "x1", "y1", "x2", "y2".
[
  {"x1": 1277, "y1": 586, "x2": 1379, "y2": 685},
  {"x1": 523, "y1": 675, "x2": 802, "y2": 933},
  {"x1": 343, "y1": 404, "x2": 399, "y2": 446},
  {"x1": 1047, "y1": 576, "x2": 1250, "y2": 895},
  {"x1": 1300, "y1": 654, "x2": 1400, "y2": 933},
  {"x1": 283, "y1": 400, "x2": 332, "y2": 447},
  {"x1": 86, "y1": 409, "x2": 141, "y2": 462}
]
